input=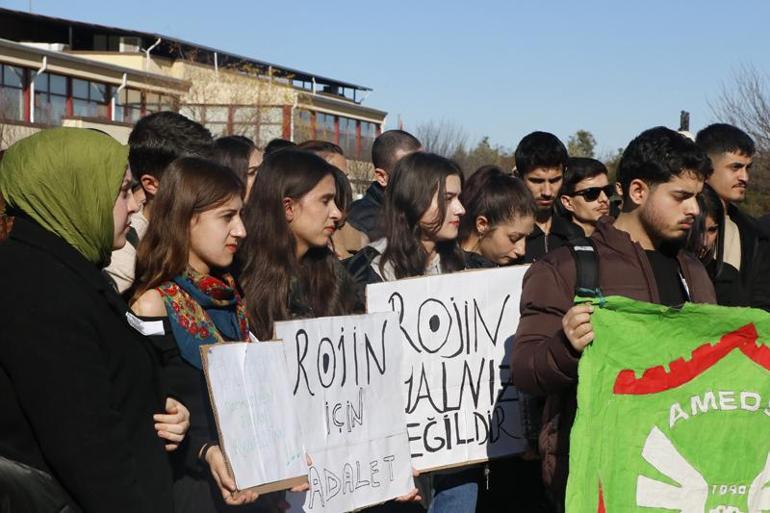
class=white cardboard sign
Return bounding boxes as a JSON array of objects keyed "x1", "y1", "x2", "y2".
[
  {"x1": 204, "y1": 342, "x2": 307, "y2": 492},
  {"x1": 366, "y1": 266, "x2": 530, "y2": 471},
  {"x1": 275, "y1": 312, "x2": 414, "y2": 513}
]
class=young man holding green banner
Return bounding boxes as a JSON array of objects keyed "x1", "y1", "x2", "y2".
[{"x1": 511, "y1": 126, "x2": 717, "y2": 511}]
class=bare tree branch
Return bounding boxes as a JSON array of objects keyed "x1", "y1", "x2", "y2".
[{"x1": 415, "y1": 120, "x2": 468, "y2": 158}]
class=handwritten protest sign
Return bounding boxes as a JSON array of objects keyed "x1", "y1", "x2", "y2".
[
  {"x1": 366, "y1": 266, "x2": 529, "y2": 471},
  {"x1": 566, "y1": 297, "x2": 770, "y2": 513},
  {"x1": 203, "y1": 342, "x2": 307, "y2": 493},
  {"x1": 275, "y1": 312, "x2": 414, "y2": 513}
]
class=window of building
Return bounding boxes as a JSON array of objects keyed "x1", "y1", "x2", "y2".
[
  {"x1": 144, "y1": 92, "x2": 177, "y2": 115},
  {"x1": 93, "y1": 35, "x2": 122, "y2": 52},
  {"x1": 316, "y1": 112, "x2": 336, "y2": 142},
  {"x1": 231, "y1": 106, "x2": 284, "y2": 147},
  {"x1": 33, "y1": 72, "x2": 68, "y2": 125},
  {"x1": 72, "y1": 78, "x2": 109, "y2": 119},
  {"x1": 294, "y1": 109, "x2": 313, "y2": 143},
  {"x1": 360, "y1": 121, "x2": 377, "y2": 160},
  {"x1": 231, "y1": 106, "x2": 259, "y2": 141},
  {"x1": 0, "y1": 64, "x2": 25, "y2": 121},
  {"x1": 115, "y1": 88, "x2": 143, "y2": 124},
  {"x1": 338, "y1": 116, "x2": 357, "y2": 158},
  {"x1": 201, "y1": 105, "x2": 229, "y2": 137}
]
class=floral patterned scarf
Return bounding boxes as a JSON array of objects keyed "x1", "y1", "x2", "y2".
[{"x1": 157, "y1": 267, "x2": 249, "y2": 369}]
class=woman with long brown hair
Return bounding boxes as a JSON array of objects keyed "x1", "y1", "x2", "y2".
[
  {"x1": 459, "y1": 165, "x2": 536, "y2": 268},
  {"x1": 131, "y1": 157, "x2": 259, "y2": 511},
  {"x1": 345, "y1": 151, "x2": 477, "y2": 513},
  {"x1": 238, "y1": 149, "x2": 357, "y2": 340}
]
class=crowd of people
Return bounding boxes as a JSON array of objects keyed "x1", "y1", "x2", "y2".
[{"x1": 0, "y1": 111, "x2": 767, "y2": 513}]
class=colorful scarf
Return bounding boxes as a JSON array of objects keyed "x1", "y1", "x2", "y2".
[{"x1": 157, "y1": 268, "x2": 249, "y2": 369}]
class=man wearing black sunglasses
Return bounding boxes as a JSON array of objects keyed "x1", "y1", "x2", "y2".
[{"x1": 558, "y1": 157, "x2": 613, "y2": 236}]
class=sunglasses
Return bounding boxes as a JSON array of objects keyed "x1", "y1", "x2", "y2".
[{"x1": 570, "y1": 185, "x2": 615, "y2": 202}]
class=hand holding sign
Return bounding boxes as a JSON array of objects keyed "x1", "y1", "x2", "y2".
[{"x1": 205, "y1": 444, "x2": 259, "y2": 505}]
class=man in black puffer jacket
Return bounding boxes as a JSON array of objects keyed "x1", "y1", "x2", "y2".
[{"x1": 347, "y1": 130, "x2": 421, "y2": 241}]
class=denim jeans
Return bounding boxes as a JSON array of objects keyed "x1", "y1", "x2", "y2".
[{"x1": 428, "y1": 468, "x2": 479, "y2": 513}]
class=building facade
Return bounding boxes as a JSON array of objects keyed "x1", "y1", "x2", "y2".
[{"x1": 0, "y1": 7, "x2": 386, "y2": 168}]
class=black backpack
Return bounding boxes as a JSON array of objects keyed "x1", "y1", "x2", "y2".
[{"x1": 565, "y1": 235, "x2": 603, "y2": 300}]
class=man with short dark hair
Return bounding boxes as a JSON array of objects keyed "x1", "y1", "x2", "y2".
[
  {"x1": 514, "y1": 131, "x2": 576, "y2": 262},
  {"x1": 695, "y1": 123, "x2": 765, "y2": 306},
  {"x1": 511, "y1": 127, "x2": 717, "y2": 510},
  {"x1": 558, "y1": 157, "x2": 612, "y2": 236},
  {"x1": 105, "y1": 111, "x2": 213, "y2": 292},
  {"x1": 347, "y1": 129, "x2": 421, "y2": 241}
]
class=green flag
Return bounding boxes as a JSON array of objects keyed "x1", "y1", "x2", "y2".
[{"x1": 566, "y1": 296, "x2": 770, "y2": 513}]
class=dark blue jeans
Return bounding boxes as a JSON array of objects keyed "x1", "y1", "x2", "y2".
[{"x1": 428, "y1": 468, "x2": 479, "y2": 513}]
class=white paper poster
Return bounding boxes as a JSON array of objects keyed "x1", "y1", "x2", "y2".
[
  {"x1": 366, "y1": 266, "x2": 530, "y2": 471},
  {"x1": 205, "y1": 342, "x2": 307, "y2": 491},
  {"x1": 275, "y1": 312, "x2": 414, "y2": 513}
]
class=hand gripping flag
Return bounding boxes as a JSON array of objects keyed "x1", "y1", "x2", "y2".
[{"x1": 565, "y1": 297, "x2": 770, "y2": 513}]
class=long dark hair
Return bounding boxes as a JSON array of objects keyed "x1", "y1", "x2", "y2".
[
  {"x1": 133, "y1": 157, "x2": 244, "y2": 297},
  {"x1": 380, "y1": 152, "x2": 465, "y2": 279},
  {"x1": 459, "y1": 165, "x2": 536, "y2": 241},
  {"x1": 212, "y1": 135, "x2": 256, "y2": 184},
  {"x1": 685, "y1": 183, "x2": 725, "y2": 276},
  {"x1": 238, "y1": 149, "x2": 354, "y2": 339}
]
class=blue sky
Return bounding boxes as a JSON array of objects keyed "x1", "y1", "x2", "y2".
[{"x1": 3, "y1": 0, "x2": 770, "y2": 156}]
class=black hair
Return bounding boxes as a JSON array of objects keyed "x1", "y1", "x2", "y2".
[
  {"x1": 213, "y1": 135, "x2": 257, "y2": 184},
  {"x1": 127, "y1": 111, "x2": 213, "y2": 181},
  {"x1": 459, "y1": 165, "x2": 536, "y2": 241},
  {"x1": 239, "y1": 149, "x2": 353, "y2": 339},
  {"x1": 264, "y1": 138, "x2": 297, "y2": 156},
  {"x1": 372, "y1": 129, "x2": 421, "y2": 173},
  {"x1": 617, "y1": 126, "x2": 712, "y2": 198},
  {"x1": 684, "y1": 183, "x2": 725, "y2": 276},
  {"x1": 298, "y1": 140, "x2": 345, "y2": 156},
  {"x1": 560, "y1": 157, "x2": 609, "y2": 195},
  {"x1": 229, "y1": 134, "x2": 255, "y2": 146},
  {"x1": 695, "y1": 123, "x2": 756, "y2": 157},
  {"x1": 514, "y1": 131, "x2": 568, "y2": 176},
  {"x1": 331, "y1": 166, "x2": 352, "y2": 223},
  {"x1": 381, "y1": 152, "x2": 464, "y2": 279}
]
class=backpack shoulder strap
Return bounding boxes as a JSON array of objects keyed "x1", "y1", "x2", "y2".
[
  {"x1": 344, "y1": 245, "x2": 382, "y2": 284},
  {"x1": 125, "y1": 226, "x2": 140, "y2": 249},
  {"x1": 566, "y1": 236, "x2": 603, "y2": 300}
]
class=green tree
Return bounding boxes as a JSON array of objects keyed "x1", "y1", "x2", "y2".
[
  {"x1": 568, "y1": 130, "x2": 597, "y2": 158},
  {"x1": 603, "y1": 147, "x2": 624, "y2": 182}
]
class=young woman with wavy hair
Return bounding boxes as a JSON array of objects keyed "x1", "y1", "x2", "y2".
[
  {"x1": 237, "y1": 149, "x2": 358, "y2": 340},
  {"x1": 346, "y1": 151, "x2": 480, "y2": 513},
  {"x1": 131, "y1": 157, "x2": 260, "y2": 511},
  {"x1": 346, "y1": 151, "x2": 466, "y2": 283}
]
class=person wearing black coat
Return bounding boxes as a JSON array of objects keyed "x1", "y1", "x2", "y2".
[
  {"x1": 347, "y1": 130, "x2": 421, "y2": 241},
  {"x1": 0, "y1": 128, "x2": 181, "y2": 513}
]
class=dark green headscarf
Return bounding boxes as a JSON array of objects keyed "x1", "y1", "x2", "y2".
[{"x1": 0, "y1": 128, "x2": 129, "y2": 265}]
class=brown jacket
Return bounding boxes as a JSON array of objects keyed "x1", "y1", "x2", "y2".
[{"x1": 511, "y1": 217, "x2": 716, "y2": 503}]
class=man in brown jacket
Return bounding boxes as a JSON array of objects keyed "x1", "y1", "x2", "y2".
[{"x1": 511, "y1": 126, "x2": 717, "y2": 511}]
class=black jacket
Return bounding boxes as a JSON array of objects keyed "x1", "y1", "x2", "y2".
[
  {"x1": 714, "y1": 205, "x2": 769, "y2": 308},
  {"x1": 347, "y1": 182, "x2": 385, "y2": 241},
  {"x1": 141, "y1": 317, "x2": 271, "y2": 513},
  {"x1": 0, "y1": 217, "x2": 174, "y2": 513},
  {"x1": 522, "y1": 212, "x2": 583, "y2": 264}
]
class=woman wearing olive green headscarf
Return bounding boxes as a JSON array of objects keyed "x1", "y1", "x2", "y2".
[
  {"x1": 0, "y1": 128, "x2": 182, "y2": 513},
  {"x1": 0, "y1": 127, "x2": 128, "y2": 264}
]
